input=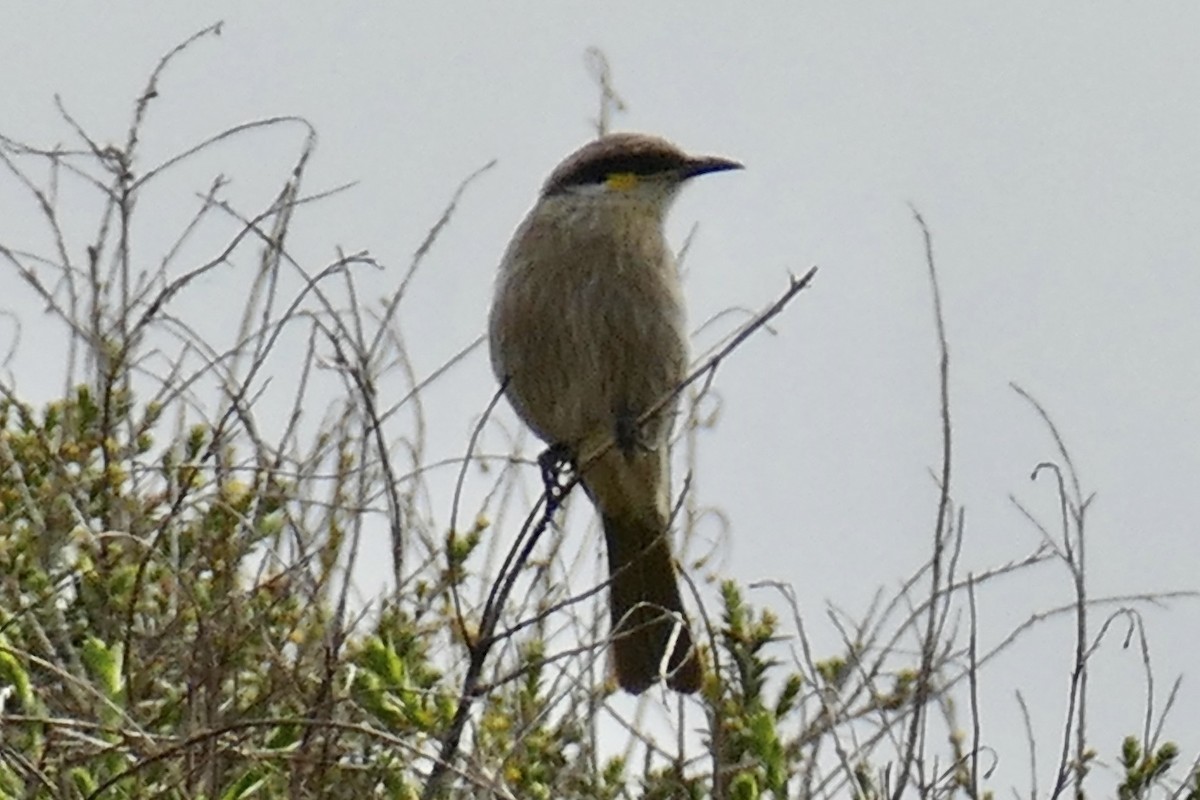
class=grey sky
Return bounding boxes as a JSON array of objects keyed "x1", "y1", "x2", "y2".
[{"x1": 3, "y1": 3, "x2": 1198, "y2": 791}]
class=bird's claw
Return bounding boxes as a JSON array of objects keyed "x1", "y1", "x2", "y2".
[
  {"x1": 538, "y1": 444, "x2": 575, "y2": 502},
  {"x1": 615, "y1": 410, "x2": 655, "y2": 456}
]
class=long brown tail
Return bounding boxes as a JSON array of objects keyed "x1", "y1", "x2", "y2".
[
  {"x1": 579, "y1": 441, "x2": 701, "y2": 694},
  {"x1": 601, "y1": 512, "x2": 701, "y2": 694}
]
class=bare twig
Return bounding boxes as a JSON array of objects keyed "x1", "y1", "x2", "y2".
[{"x1": 891, "y1": 206, "x2": 953, "y2": 800}]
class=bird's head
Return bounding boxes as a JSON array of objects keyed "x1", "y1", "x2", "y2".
[{"x1": 539, "y1": 132, "x2": 742, "y2": 216}]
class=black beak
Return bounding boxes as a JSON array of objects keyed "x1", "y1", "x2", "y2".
[{"x1": 682, "y1": 155, "x2": 744, "y2": 179}]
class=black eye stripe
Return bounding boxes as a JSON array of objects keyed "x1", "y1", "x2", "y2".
[
  {"x1": 562, "y1": 153, "x2": 684, "y2": 186},
  {"x1": 543, "y1": 146, "x2": 690, "y2": 195}
]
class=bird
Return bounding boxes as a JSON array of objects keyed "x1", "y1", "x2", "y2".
[{"x1": 488, "y1": 132, "x2": 742, "y2": 693}]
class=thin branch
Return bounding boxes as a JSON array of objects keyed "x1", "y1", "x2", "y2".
[{"x1": 891, "y1": 205, "x2": 953, "y2": 800}]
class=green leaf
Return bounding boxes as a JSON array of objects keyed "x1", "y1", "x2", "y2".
[
  {"x1": 80, "y1": 637, "x2": 124, "y2": 701},
  {"x1": 730, "y1": 772, "x2": 759, "y2": 800},
  {"x1": 0, "y1": 645, "x2": 32, "y2": 708},
  {"x1": 220, "y1": 769, "x2": 267, "y2": 800}
]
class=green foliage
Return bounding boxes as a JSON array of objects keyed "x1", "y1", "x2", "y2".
[
  {"x1": 1118, "y1": 736, "x2": 1182, "y2": 800},
  {"x1": 0, "y1": 383, "x2": 1197, "y2": 798},
  {"x1": 708, "y1": 581, "x2": 796, "y2": 797},
  {"x1": 0, "y1": 388, "x2": 352, "y2": 797}
]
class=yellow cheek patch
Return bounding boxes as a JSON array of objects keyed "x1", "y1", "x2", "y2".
[{"x1": 605, "y1": 172, "x2": 639, "y2": 191}]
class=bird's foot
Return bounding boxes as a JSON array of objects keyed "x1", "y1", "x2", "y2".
[
  {"x1": 614, "y1": 410, "x2": 655, "y2": 456},
  {"x1": 537, "y1": 444, "x2": 575, "y2": 503}
]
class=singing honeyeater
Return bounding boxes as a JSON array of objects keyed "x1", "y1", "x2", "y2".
[{"x1": 488, "y1": 132, "x2": 741, "y2": 693}]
